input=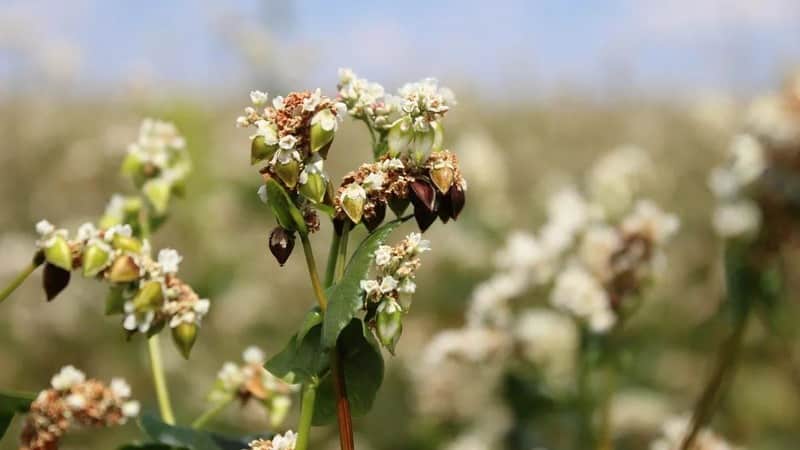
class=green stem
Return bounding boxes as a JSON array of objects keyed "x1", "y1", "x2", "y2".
[
  {"x1": 295, "y1": 382, "x2": 318, "y2": 450},
  {"x1": 148, "y1": 334, "x2": 176, "y2": 425},
  {"x1": 300, "y1": 233, "x2": 327, "y2": 310},
  {"x1": 680, "y1": 312, "x2": 749, "y2": 450},
  {"x1": 324, "y1": 231, "x2": 342, "y2": 288},
  {"x1": 0, "y1": 256, "x2": 42, "y2": 304},
  {"x1": 336, "y1": 223, "x2": 350, "y2": 282},
  {"x1": 191, "y1": 395, "x2": 234, "y2": 429}
]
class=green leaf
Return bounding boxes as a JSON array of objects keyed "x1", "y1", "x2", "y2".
[
  {"x1": 264, "y1": 323, "x2": 329, "y2": 384},
  {"x1": 321, "y1": 220, "x2": 401, "y2": 348},
  {"x1": 0, "y1": 390, "x2": 36, "y2": 439},
  {"x1": 298, "y1": 307, "x2": 323, "y2": 343},
  {"x1": 265, "y1": 179, "x2": 307, "y2": 234},
  {"x1": 134, "y1": 412, "x2": 271, "y2": 450},
  {"x1": 312, "y1": 320, "x2": 384, "y2": 425}
]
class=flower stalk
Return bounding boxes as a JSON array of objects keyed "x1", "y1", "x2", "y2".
[
  {"x1": 191, "y1": 394, "x2": 235, "y2": 429},
  {"x1": 0, "y1": 255, "x2": 43, "y2": 304},
  {"x1": 147, "y1": 334, "x2": 176, "y2": 425},
  {"x1": 295, "y1": 382, "x2": 318, "y2": 450}
]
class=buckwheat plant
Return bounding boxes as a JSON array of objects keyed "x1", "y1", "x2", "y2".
[
  {"x1": 234, "y1": 69, "x2": 465, "y2": 450},
  {"x1": 414, "y1": 146, "x2": 678, "y2": 450},
  {"x1": 680, "y1": 72, "x2": 800, "y2": 450}
]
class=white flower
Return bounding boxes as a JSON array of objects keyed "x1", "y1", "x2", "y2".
[
  {"x1": 360, "y1": 279, "x2": 380, "y2": 297},
  {"x1": 729, "y1": 133, "x2": 766, "y2": 186},
  {"x1": 279, "y1": 135, "x2": 298, "y2": 150},
  {"x1": 218, "y1": 362, "x2": 245, "y2": 391},
  {"x1": 713, "y1": 201, "x2": 761, "y2": 239},
  {"x1": 269, "y1": 430, "x2": 297, "y2": 450},
  {"x1": 195, "y1": 298, "x2": 211, "y2": 315},
  {"x1": 272, "y1": 96, "x2": 285, "y2": 110},
  {"x1": 65, "y1": 393, "x2": 86, "y2": 410},
  {"x1": 374, "y1": 245, "x2": 393, "y2": 267},
  {"x1": 379, "y1": 276, "x2": 399, "y2": 293},
  {"x1": 303, "y1": 88, "x2": 322, "y2": 111},
  {"x1": 76, "y1": 222, "x2": 97, "y2": 241},
  {"x1": 381, "y1": 158, "x2": 405, "y2": 171},
  {"x1": 122, "y1": 400, "x2": 141, "y2": 418},
  {"x1": 36, "y1": 220, "x2": 55, "y2": 236},
  {"x1": 513, "y1": 309, "x2": 578, "y2": 391},
  {"x1": 250, "y1": 90, "x2": 268, "y2": 106},
  {"x1": 104, "y1": 224, "x2": 133, "y2": 242},
  {"x1": 254, "y1": 120, "x2": 278, "y2": 146},
  {"x1": 550, "y1": 264, "x2": 615, "y2": 333},
  {"x1": 158, "y1": 248, "x2": 183, "y2": 274},
  {"x1": 51, "y1": 365, "x2": 86, "y2": 390},
  {"x1": 257, "y1": 185, "x2": 268, "y2": 204},
  {"x1": 110, "y1": 378, "x2": 132, "y2": 398},
  {"x1": 708, "y1": 167, "x2": 740, "y2": 199},
  {"x1": 579, "y1": 225, "x2": 622, "y2": 282},
  {"x1": 621, "y1": 200, "x2": 680, "y2": 245},
  {"x1": 243, "y1": 346, "x2": 266, "y2": 365},
  {"x1": 362, "y1": 171, "x2": 385, "y2": 192},
  {"x1": 236, "y1": 116, "x2": 249, "y2": 127},
  {"x1": 405, "y1": 232, "x2": 431, "y2": 255}
]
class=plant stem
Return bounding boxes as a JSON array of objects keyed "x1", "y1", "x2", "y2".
[
  {"x1": 0, "y1": 258, "x2": 41, "y2": 304},
  {"x1": 576, "y1": 330, "x2": 595, "y2": 450},
  {"x1": 295, "y1": 382, "x2": 318, "y2": 450},
  {"x1": 148, "y1": 334, "x2": 176, "y2": 425},
  {"x1": 680, "y1": 312, "x2": 749, "y2": 450},
  {"x1": 324, "y1": 231, "x2": 342, "y2": 288},
  {"x1": 191, "y1": 395, "x2": 234, "y2": 429},
  {"x1": 299, "y1": 231, "x2": 355, "y2": 450},
  {"x1": 336, "y1": 223, "x2": 350, "y2": 281}
]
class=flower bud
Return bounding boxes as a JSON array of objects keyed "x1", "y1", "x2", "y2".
[
  {"x1": 299, "y1": 172, "x2": 327, "y2": 204},
  {"x1": 111, "y1": 235, "x2": 143, "y2": 253},
  {"x1": 363, "y1": 201, "x2": 386, "y2": 232},
  {"x1": 430, "y1": 163, "x2": 454, "y2": 194},
  {"x1": 410, "y1": 180, "x2": 436, "y2": 212},
  {"x1": 82, "y1": 243, "x2": 112, "y2": 277},
  {"x1": 172, "y1": 322, "x2": 198, "y2": 359},
  {"x1": 341, "y1": 183, "x2": 367, "y2": 224},
  {"x1": 448, "y1": 184, "x2": 466, "y2": 220},
  {"x1": 44, "y1": 235, "x2": 73, "y2": 271},
  {"x1": 143, "y1": 179, "x2": 172, "y2": 216},
  {"x1": 376, "y1": 300, "x2": 403, "y2": 354},
  {"x1": 310, "y1": 109, "x2": 337, "y2": 154},
  {"x1": 269, "y1": 227, "x2": 295, "y2": 266},
  {"x1": 251, "y1": 135, "x2": 278, "y2": 165},
  {"x1": 107, "y1": 255, "x2": 141, "y2": 283},
  {"x1": 387, "y1": 117, "x2": 413, "y2": 156},
  {"x1": 43, "y1": 263, "x2": 71, "y2": 301},
  {"x1": 132, "y1": 281, "x2": 164, "y2": 311},
  {"x1": 275, "y1": 159, "x2": 301, "y2": 189}
]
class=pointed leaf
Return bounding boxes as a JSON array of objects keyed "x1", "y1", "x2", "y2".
[
  {"x1": 265, "y1": 179, "x2": 307, "y2": 234},
  {"x1": 264, "y1": 323, "x2": 328, "y2": 383},
  {"x1": 0, "y1": 390, "x2": 36, "y2": 439},
  {"x1": 321, "y1": 220, "x2": 401, "y2": 348}
]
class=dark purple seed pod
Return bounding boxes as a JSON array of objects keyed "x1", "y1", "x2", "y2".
[
  {"x1": 438, "y1": 190, "x2": 452, "y2": 223},
  {"x1": 410, "y1": 179, "x2": 437, "y2": 212},
  {"x1": 388, "y1": 197, "x2": 410, "y2": 217},
  {"x1": 364, "y1": 201, "x2": 387, "y2": 232},
  {"x1": 414, "y1": 203, "x2": 438, "y2": 232},
  {"x1": 448, "y1": 184, "x2": 466, "y2": 220},
  {"x1": 269, "y1": 227, "x2": 296, "y2": 266},
  {"x1": 43, "y1": 263, "x2": 71, "y2": 301}
]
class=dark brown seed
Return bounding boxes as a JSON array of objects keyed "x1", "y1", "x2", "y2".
[
  {"x1": 438, "y1": 190, "x2": 452, "y2": 223},
  {"x1": 414, "y1": 203, "x2": 438, "y2": 232},
  {"x1": 364, "y1": 201, "x2": 387, "y2": 232},
  {"x1": 388, "y1": 197, "x2": 410, "y2": 217},
  {"x1": 43, "y1": 263, "x2": 71, "y2": 301},
  {"x1": 269, "y1": 227, "x2": 296, "y2": 266},
  {"x1": 449, "y1": 184, "x2": 466, "y2": 220},
  {"x1": 410, "y1": 179, "x2": 437, "y2": 212}
]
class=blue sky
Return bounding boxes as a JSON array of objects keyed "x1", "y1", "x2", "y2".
[{"x1": 1, "y1": 0, "x2": 799, "y2": 98}]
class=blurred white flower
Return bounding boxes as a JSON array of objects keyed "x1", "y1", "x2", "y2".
[
  {"x1": 713, "y1": 201, "x2": 761, "y2": 239},
  {"x1": 550, "y1": 264, "x2": 615, "y2": 333},
  {"x1": 158, "y1": 248, "x2": 182, "y2": 274},
  {"x1": 51, "y1": 365, "x2": 86, "y2": 391}
]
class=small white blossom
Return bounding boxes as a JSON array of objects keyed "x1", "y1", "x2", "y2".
[
  {"x1": 342, "y1": 183, "x2": 367, "y2": 201},
  {"x1": 158, "y1": 248, "x2": 183, "y2": 274},
  {"x1": 65, "y1": 393, "x2": 86, "y2": 410},
  {"x1": 243, "y1": 346, "x2": 266, "y2": 365},
  {"x1": 250, "y1": 90, "x2": 268, "y2": 106},
  {"x1": 51, "y1": 365, "x2": 86, "y2": 391},
  {"x1": 405, "y1": 232, "x2": 431, "y2": 255},
  {"x1": 713, "y1": 201, "x2": 761, "y2": 239},
  {"x1": 374, "y1": 245, "x2": 393, "y2": 267},
  {"x1": 550, "y1": 264, "x2": 615, "y2": 333},
  {"x1": 362, "y1": 171, "x2": 385, "y2": 192},
  {"x1": 272, "y1": 96, "x2": 285, "y2": 110},
  {"x1": 110, "y1": 378, "x2": 132, "y2": 399},
  {"x1": 278, "y1": 135, "x2": 298, "y2": 150},
  {"x1": 36, "y1": 220, "x2": 55, "y2": 236},
  {"x1": 76, "y1": 222, "x2": 97, "y2": 241},
  {"x1": 122, "y1": 400, "x2": 141, "y2": 418},
  {"x1": 303, "y1": 88, "x2": 322, "y2": 111},
  {"x1": 379, "y1": 276, "x2": 399, "y2": 293}
]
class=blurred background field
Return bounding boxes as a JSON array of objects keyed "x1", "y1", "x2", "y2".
[{"x1": 1, "y1": 1, "x2": 800, "y2": 449}]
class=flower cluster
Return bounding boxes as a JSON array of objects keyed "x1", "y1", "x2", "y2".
[
  {"x1": 247, "y1": 430, "x2": 297, "y2": 450},
  {"x1": 120, "y1": 119, "x2": 191, "y2": 216},
  {"x1": 649, "y1": 416, "x2": 741, "y2": 450},
  {"x1": 337, "y1": 68, "x2": 393, "y2": 127},
  {"x1": 237, "y1": 89, "x2": 345, "y2": 202},
  {"x1": 335, "y1": 151, "x2": 466, "y2": 232},
  {"x1": 360, "y1": 233, "x2": 430, "y2": 352},
  {"x1": 208, "y1": 346, "x2": 297, "y2": 427},
  {"x1": 709, "y1": 72, "x2": 800, "y2": 243},
  {"x1": 20, "y1": 366, "x2": 139, "y2": 450},
  {"x1": 33, "y1": 220, "x2": 209, "y2": 357}
]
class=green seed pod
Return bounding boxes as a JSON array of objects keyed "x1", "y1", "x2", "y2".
[
  {"x1": 143, "y1": 178, "x2": 171, "y2": 215},
  {"x1": 172, "y1": 322, "x2": 198, "y2": 359},
  {"x1": 310, "y1": 109, "x2": 337, "y2": 154},
  {"x1": 387, "y1": 117, "x2": 413, "y2": 156},
  {"x1": 44, "y1": 236, "x2": 73, "y2": 271},
  {"x1": 376, "y1": 300, "x2": 403, "y2": 354},
  {"x1": 82, "y1": 243, "x2": 111, "y2": 277},
  {"x1": 275, "y1": 159, "x2": 300, "y2": 189},
  {"x1": 269, "y1": 396, "x2": 291, "y2": 428},
  {"x1": 111, "y1": 234, "x2": 143, "y2": 253},
  {"x1": 132, "y1": 281, "x2": 164, "y2": 311},
  {"x1": 411, "y1": 128, "x2": 435, "y2": 163},
  {"x1": 251, "y1": 135, "x2": 278, "y2": 165},
  {"x1": 341, "y1": 184, "x2": 366, "y2": 224},
  {"x1": 120, "y1": 152, "x2": 143, "y2": 178},
  {"x1": 299, "y1": 172, "x2": 327, "y2": 204},
  {"x1": 107, "y1": 255, "x2": 141, "y2": 283}
]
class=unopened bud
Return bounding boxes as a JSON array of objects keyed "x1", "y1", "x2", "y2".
[
  {"x1": 132, "y1": 281, "x2": 164, "y2": 311},
  {"x1": 251, "y1": 135, "x2": 278, "y2": 166},
  {"x1": 387, "y1": 117, "x2": 413, "y2": 156},
  {"x1": 172, "y1": 322, "x2": 198, "y2": 359},
  {"x1": 82, "y1": 243, "x2": 111, "y2": 277},
  {"x1": 269, "y1": 227, "x2": 295, "y2": 266},
  {"x1": 107, "y1": 255, "x2": 141, "y2": 283},
  {"x1": 275, "y1": 159, "x2": 301, "y2": 189},
  {"x1": 43, "y1": 263, "x2": 71, "y2": 301},
  {"x1": 310, "y1": 109, "x2": 337, "y2": 154},
  {"x1": 341, "y1": 183, "x2": 367, "y2": 224},
  {"x1": 44, "y1": 235, "x2": 73, "y2": 271},
  {"x1": 144, "y1": 179, "x2": 171, "y2": 216},
  {"x1": 376, "y1": 300, "x2": 403, "y2": 354},
  {"x1": 299, "y1": 171, "x2": 326, "y2": 204}
]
